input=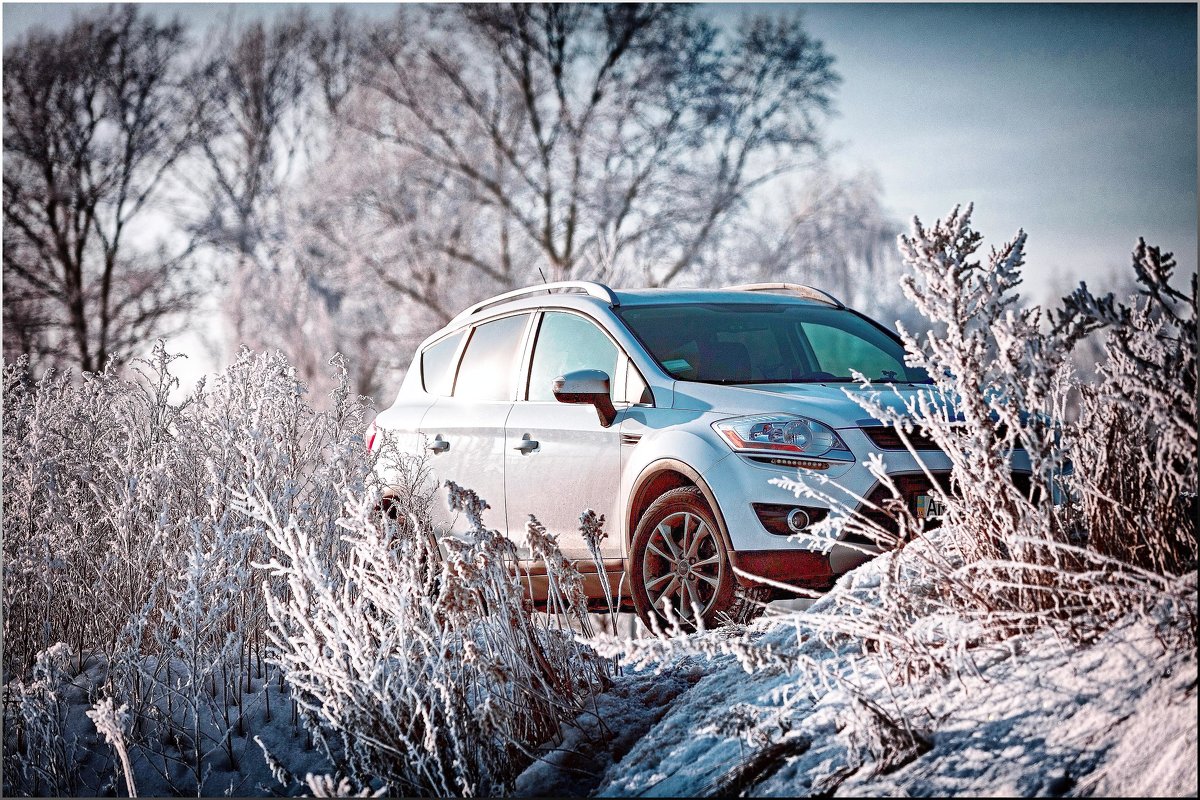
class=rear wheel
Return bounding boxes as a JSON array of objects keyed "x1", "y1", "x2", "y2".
[{"x1": 630, "y1": 487, "x2": 737, "y2": 631}]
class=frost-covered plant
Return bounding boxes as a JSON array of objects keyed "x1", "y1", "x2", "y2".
[
  {"x1": 877, "y1": 205, "x2": 1078, "y2": 563},
  {"x1": 5, "y1": 345, "x2": 381, "y2": 794},
  {"x1": 86, "y1": 698, "x2": 137, "y2": 797},
  {"x1": 4, "y1": 342, "x2": 613, "y2": 796},
  {"x1": 775, "y1": 205, "x2": 1195, "y2": 648},
  {"x1": 1, "y1": 644, "x2": 85, "y2": 797},
  {"x1": 246, "y1": 469, "x2": 611, "y2": 796},
  {"x1": 1054, "y1": 239, "x2": 1197, "y2": 574}
]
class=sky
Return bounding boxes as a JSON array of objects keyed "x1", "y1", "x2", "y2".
[
  {"x1": 789, "y1": 3, "x2": 1198, "y2": 301},
  {"x1": 3, "y1": 1, "x2": 1197, "y2": 306}
]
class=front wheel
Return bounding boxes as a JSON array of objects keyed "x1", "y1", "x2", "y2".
[{"x1": 629, "y1": 487, "x2": 737, "y2": 631}]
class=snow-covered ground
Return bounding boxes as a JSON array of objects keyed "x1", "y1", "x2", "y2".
[{"x1": 516, "y1": 540, "x2": 1198, "y2": 798}]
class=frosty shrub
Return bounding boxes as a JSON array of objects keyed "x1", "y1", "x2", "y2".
[
  {"x1": 2, "y1": 644, "x2": 85, "y2": 796},
  {"x1": 775, "y1": 205, "x2": 1195, "y2": 648},
  {"x1": 3, "y1": 345, "x2": 610, "y2": 796},
  {"x1": 1056, "y1": 239, "x2": 1197, "y2": 574},
  {"x1": 243, "y1": 472, "x2": 612, "y2": 796},
  {"x1": 3, "y1": 345, "x2": 374, "y2": 794},
  {"x1": 86, "y1": 697, "x2": 137, "y2": 797}
]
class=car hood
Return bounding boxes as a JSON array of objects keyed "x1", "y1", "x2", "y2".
[{"x1": 670, "y1": 380, "x2": 942, "y2": 429}]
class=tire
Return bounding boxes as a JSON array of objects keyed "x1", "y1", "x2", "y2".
[{"x1": 629, "y1": 486, "x2": 737, "y2": 631}]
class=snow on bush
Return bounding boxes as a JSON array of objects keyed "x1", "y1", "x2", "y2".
[
  {"x1": 2, "y1": 345, "x2": 609, "y2": 796},
  {"x1": 243, "y1": 472, "x2": 612, "y2": 795},
  {"x1": 86, "y1": 697, "x2": 137, "y2": 797},
  {"x1": 773, "y1": 205, "x2": 1195, "y2": 654}
]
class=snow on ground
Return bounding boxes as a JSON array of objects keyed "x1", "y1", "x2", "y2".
[
  {"x1": 18, "y1": 656, "x2": 336, "y2": 797},
  {"x1": 517, "y1": 543, "x2": 1198, "y2": 798},
  {"x1": 513, "y1": 657, "x2": 709, "y2": 797}
]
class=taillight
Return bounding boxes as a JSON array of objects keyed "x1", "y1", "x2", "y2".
[{"x1": 366, "y1": 422, "x2": 377, "y2": 451}]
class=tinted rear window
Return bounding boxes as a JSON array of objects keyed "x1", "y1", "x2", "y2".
[{"x1": 453, "y1": 314, "x2": 530, "y2": 401}]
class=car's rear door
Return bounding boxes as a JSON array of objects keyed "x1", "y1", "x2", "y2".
[{"x1": 419, "y1": 312, "x2": 533, "y2": 537}]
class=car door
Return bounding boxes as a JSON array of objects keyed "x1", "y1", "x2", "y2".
[
  {"x1": 420, "y1": 312, "x2": 533, "y2": 538},
  {"x1": 505, "y1": 310, "x2": 625, "y2": 560}
]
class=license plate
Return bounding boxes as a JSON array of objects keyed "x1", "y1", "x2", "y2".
[{"x1": 914, "y1": 494, "x2": 944, "y2": 520}]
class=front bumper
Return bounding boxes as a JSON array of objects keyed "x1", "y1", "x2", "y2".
[
  {"x1": 700, "y1": 428, "x2": 965, "y2": 580},
  {"x1": 728, "y1": 549, "x2": 835, "y2": 592}
]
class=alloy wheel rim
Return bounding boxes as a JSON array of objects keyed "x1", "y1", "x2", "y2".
[{"x1": 641, "y1": 511, "x2": 724, "y2": 622}]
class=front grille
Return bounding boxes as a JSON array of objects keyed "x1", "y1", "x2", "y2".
[
  {"x1": 849, "y1": 472, "x2": 954, "y2": 544},
  {"x1": 846, "y1": 470, "x2": 1037, "y2": 545},
  {"x1": 861, "y1": 422, "x2": 1021, "y2": 453},
  {"x1": 862, "y1": 426, "x2": 942, "y2": 451}
]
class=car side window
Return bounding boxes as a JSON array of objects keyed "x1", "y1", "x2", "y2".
[
  {"x1": 453, "y1": 314, "x2": 530, "y2": 401},
  {"x1": 527, "y1": 312, "x2": 619, "y2": 402},
  {"x1": 421, "y1": 330, "x2": 465, "y2": 396}
]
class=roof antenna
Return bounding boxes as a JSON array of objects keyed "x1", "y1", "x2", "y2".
[{"x1": 537, "y1": 267, "x2": 549, "y2": 285}]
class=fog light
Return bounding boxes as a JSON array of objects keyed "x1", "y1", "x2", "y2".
[
  {"x1": 752, "y1": 503, "x2": 829, "y2": 536},
  {"x1": 786, "y1": 508, "x2": 811, "y2": 533}
]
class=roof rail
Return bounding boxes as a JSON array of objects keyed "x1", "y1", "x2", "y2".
[
  {"x1": 722, "y1": 282, "x2": 845, "y2": 309},
  {"x1": 452, "y1": 280, "x2": 620, "y2": 323}
]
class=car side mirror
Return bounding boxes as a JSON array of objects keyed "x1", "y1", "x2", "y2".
[{"x1": 552, "y1": 369, "x2": 617, "y2": 427}]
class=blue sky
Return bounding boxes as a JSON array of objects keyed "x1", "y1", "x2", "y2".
[
  {"x1": 4, "y1": 2, "x2": 1196, "y2": 302},
  {"x1": 788, "y1": 3, "x2": 1197, "y2": 300}
]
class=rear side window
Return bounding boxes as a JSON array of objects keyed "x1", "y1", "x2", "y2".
[
  {"x1": 526, "y1": 312, "x2": 619, "y2": 401},
  {"x1": 421, "y1": 330, "x2": 465, "y2": 396},
  {"x1": 453, "y1": 314, "x2": 530, "y2": 401}
]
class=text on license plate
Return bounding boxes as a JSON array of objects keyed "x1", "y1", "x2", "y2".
[{"x1": 915, "y1": 494, "x2": 945, "y2": 520}]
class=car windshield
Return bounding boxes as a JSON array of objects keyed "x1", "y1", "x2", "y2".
[{"x1": 615, "y1": 302, "x2": 931, "y2": 385}]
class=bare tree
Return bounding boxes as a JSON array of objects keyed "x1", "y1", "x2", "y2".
[
  {"x1": 187, "y1": 10, "x2": 397, "y2": 399},
  {"x1": 256, "y1": 4, "x2": 838, "y2": 398},
  {"x1": 3, "y1": 7, "x2": 203, "y2": 373},
  {"x1": 190, "y1": 13, "x2": 312, "y2": 325},
  {"x1": 290, "y1": 138, "x2": 456, "y2": 398},
  {"x1": 170, "y1": 5, "x2": 839, "y2": 398},
  {"x1": 322, "y1": 5, "x2": 837, "y2": 296},
  {"x1": 727, "y1": 167, "x2": 923, "y2": 329}
]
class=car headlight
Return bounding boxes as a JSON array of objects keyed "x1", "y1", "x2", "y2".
[{"x1": 712, "y1": 414, "x2": 853, "y2": 460}]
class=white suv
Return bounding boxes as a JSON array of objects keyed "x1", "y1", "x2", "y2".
[{"x1": 371, "y1": 281, "x2": 1030, "y2": 628}]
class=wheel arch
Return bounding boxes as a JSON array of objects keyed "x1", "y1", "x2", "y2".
[{"x1": 626, "y1": 459, "x2": 735, "y2": 557}]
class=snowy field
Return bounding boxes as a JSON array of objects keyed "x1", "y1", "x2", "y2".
[{"x1": 521, "y1": 541, "x2": 1198, "y2": 797}]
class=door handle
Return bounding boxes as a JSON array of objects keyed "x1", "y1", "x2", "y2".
[
  {"x1": 427, "y1": 436, "x2": 449, "y2": 454},
  {"x1": 513, "y1": 435, "x2": 539, "y2": 454}
]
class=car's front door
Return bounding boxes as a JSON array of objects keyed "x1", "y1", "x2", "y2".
[
  {"x1": 505, "y1": 311, "x2": 625, "y2": 560},
  {"x1": 420, "y1": 312, "x2": 532, "y2": 538}
]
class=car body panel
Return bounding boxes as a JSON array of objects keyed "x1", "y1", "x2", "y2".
[
  {"x1": 419, "y1": 397, "x2": 513, "y2": 536},
  {"x1": 505, "y1": 401, "x2": 623, "y2": 558},
  {"x1": 618, "y1": 410, "x2": 733, "y2": 550},
  {"x1": 671, "y1": 380, "x2": 933, "y2": 427}
]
